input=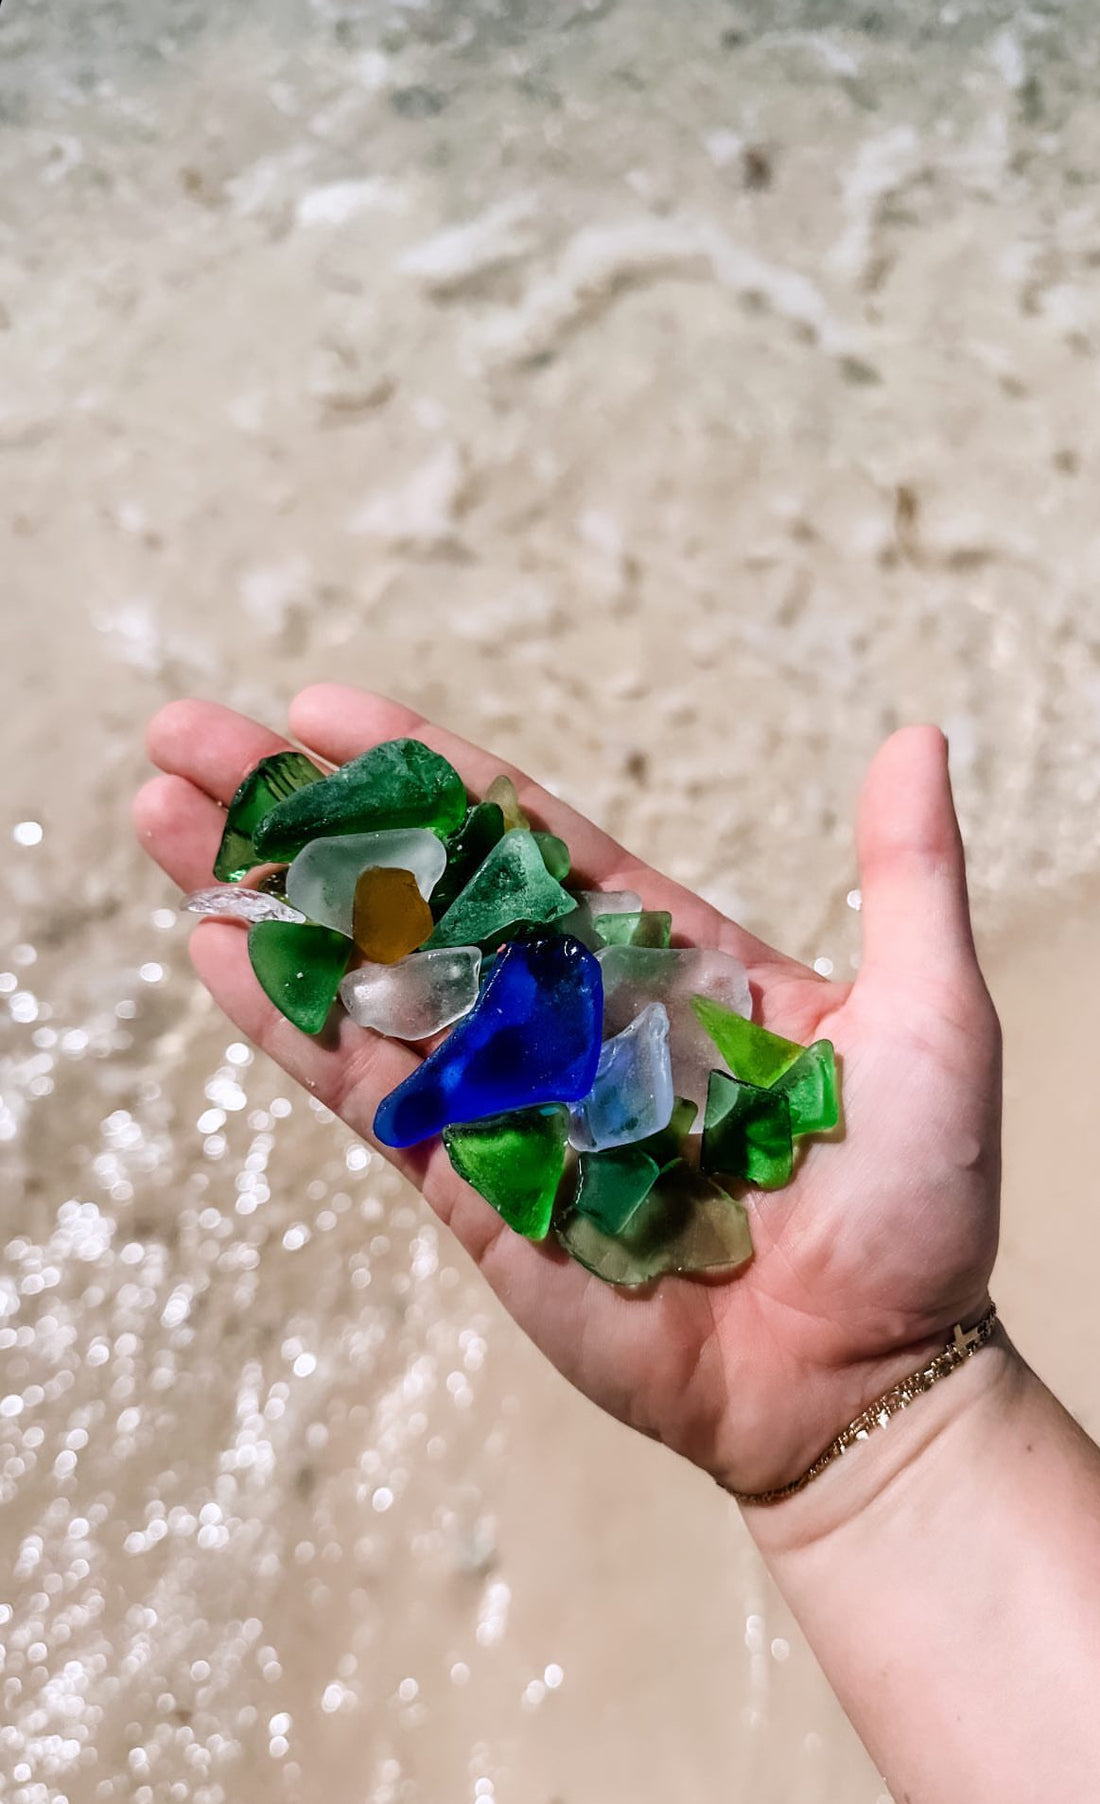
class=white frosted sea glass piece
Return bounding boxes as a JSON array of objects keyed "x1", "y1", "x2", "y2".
[
  {"x1": 570, "y1": 1001, "x2": 674, "y2": 1152},
  {"x1": 339, "y1": 946, "x2": 482, "y2": 1040},
  {"x1": 181, "y1": 886, "x2": 306, "y2": 925},
  {"x1": 287, "y1": 829, "x2": 447, "y2": 937},
  {"x1": 596, "y1": 945, "x2": 752, "y2": 1112}
]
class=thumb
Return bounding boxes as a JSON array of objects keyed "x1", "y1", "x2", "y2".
[{"x1": 855, "y1": 725, "x2": 980, "y2": 986}]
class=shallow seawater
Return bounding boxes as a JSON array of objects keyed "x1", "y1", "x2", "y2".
[{"x1": 3, "y1": 2, "x2": 1100, "y2": 1799}]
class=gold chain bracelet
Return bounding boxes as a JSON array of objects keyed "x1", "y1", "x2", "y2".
[{"x1": 730, "y1": 1302, "x2": 1000, "y2": 1508}]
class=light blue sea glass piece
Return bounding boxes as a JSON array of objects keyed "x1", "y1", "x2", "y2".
[
  {"x1": 339, "y1": 946, "x2": 482, "y2": 1040},
  {"x1": 597, "y1": 946, "x2": 751, "y2": 1112},
  {"x1": 286, "y1": 829, "x2": 447, "y2": 936},
  {"x1": 569, "y1": 1001, "x2": 675, "y2": 1152},
  {"x1": 374, "y1": 934, "x2": 603, "y2": 1148},
  {"x1": 182, "y1": 886, "x2": 306, "y2": 926}
]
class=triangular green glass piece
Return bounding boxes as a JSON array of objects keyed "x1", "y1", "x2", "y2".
[
  {"x1": 443, "y1": 1106, "x2": 569, "y2": 1240},
  {"x1": 572, "y1": 1146, "x2": 661, "y2": 1236},
  {"x1": 557, "y1": 1165, "x2": 753, "y2": 1288},
  {"x1": 431, "y1": 802, "x2": 506, "y2": 921},
  {"x1": 593, "y1": 909, "x2": 672, "y2": 949},
  {"x1": 247, "y1": 922, "x2": 352, "y2": 1034},
  {"x1": 772, "y1": 1040, "x2": 839, "y2": 1137},
  {"x1": 214, "y1": 751, "x2": 325, "y2": 883},
  {"x1": 634, "y1": 1096, "x2": 698, "y2": 1173},
  {"x1": 425, "y1": 829, "x2": 576, "y2": 950},
  {"x1": 701, "y1": 1070, "x2": 793, "y2": 1190},
  {"x1": 533, "y1": 831, "x2": 571, "y2": 882},
  {"x1": 691, "y1": 994, "x2": 804, "y2": 1087},
  {"x1": 253, "y1": 738, "x2": 467, "y2": 862}
]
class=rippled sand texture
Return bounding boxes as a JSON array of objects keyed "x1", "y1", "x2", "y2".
[{"x1": 4, "y1": 3, "x2": 1100, "y2": 1800}]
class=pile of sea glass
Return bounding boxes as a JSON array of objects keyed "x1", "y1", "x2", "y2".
[{"x1": 182, "y1": 739, "x2": 838, "y2": 1287}]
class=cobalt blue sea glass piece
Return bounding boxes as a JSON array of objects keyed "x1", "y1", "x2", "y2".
[{"x1": 373, "y1": 934, "x2": 603, "y2": 1149}]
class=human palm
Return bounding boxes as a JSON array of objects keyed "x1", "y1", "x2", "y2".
[{"x1": 134, "y1": 686, "x2": 1001, "y2": 1495}]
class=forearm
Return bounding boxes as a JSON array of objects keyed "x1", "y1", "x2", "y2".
[{"x1": 744, "y1": 1332, "x2": 1100, "y2": 1804}]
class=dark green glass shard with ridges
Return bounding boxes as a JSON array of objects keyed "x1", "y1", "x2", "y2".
[
  {"x1": 556, "y1": 1165, "x2": 753, "y2": 1288},
  {"x1": 533, "y1": 831, "x2": 571, "y2": 882},
  {"x1": 425, "y1": 829, "x2": 577, "y2": 950},
  {"x1": 430, "y1": 802, "x2": 506, "y2": 922},
  {"x1": 247, "y1": 922, "x2": 353, "y2": 1035},
  {"x1": 443, "y1": 1106, "x2": 570, "y2": 1241},
  {"x1": 572, "y1": 1146, "x2": 661, "y2": 1236},
  {"x1": 593, "y1": 909, "x2": 673, "y2": 949},
  {"x1": 214, "y1": 751, "x2": 325, "y2": 883},
  {"x1": 771, "y1": 1039, "x2": 838, "y2": 1137},
  {"x1": 701, "y1": 1070, "x2": 793, "y2": 1190},
  {"x1": 253, "y1": 738, "x2": 467, "y2": 863},
  {"x1": 691, "y1": 994, "x2": 804, "y2": 1088}
]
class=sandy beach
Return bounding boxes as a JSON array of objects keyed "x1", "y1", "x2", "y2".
[{"x1": 3, "y1": 2, "x2": 1100, "y2": 1798}]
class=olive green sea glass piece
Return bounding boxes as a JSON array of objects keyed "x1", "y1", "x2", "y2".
[
  {"x1": 425, "y1": 829, "x2": 576, "y2": 950},
  {"x1": 443, "y1": 1106, "x2": 570, "y2": 1241},
  {"x1": 701, "y1": 1070, "x2": 793, "y2": 1190},
  {"x1": 691, "y1": 995, "x2": 804, "y2": 1088},
  {"x1": 772, "y1": 1039, "x2": 839, "y2": 1137},
  {"x1": 593, "y1": 909, "x2": 673, "y2": 949},
  {"x1": 214, "y1": 752, "x2": 325, "y2": 883},
  {"x1": 557, "y1": 1165, "x2": 753, "y2": 1288},
  {"x1": 572, "y1": 1146, "x2": 661, "y2": 1236},
  {"x1": 485, "y1": 773, "x2": 529, "y2": 831},
  {"x1": 253, "y1": 738, "x2": 467, "y2": 862},
  {"x1": 430, "y1": 802, "x2": 506, "y2": 921},
  {"x1": 247, "y1": 922, "x2": 353, "y2": 1035},
  {"x1": 636, "y1": 1096, "x2": 699, "y2": 1173},
  {"x1": 533, "y1": 831, "x2": 571, "y2": 882}
]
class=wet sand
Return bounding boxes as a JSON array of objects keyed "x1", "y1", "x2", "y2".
[{"x1": 3, "y1": 3, "x2": 1100, "y2": 1799}]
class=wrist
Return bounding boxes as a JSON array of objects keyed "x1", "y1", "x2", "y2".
[{"x1": 742, "y1": 1321, "x2": 1023, "y2": 1558}]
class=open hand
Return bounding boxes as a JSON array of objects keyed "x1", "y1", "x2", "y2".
[{"x1": 134, "y1": 686, "x2": 1001, "y2": 1495}]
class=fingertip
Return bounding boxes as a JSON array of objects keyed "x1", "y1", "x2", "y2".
[
  {"x1": 132, "y1": 772, "x2": 192, "y2": 843},
  {"x1": 145, "y1": 698, "x2": 208, "y2": 768}
]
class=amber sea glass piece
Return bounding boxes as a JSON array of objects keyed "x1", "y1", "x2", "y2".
[
  {"x1": 443, "y1": 1106, "x2": 569, "y2": 1241},
  {"x1": 701, "y1": 1070, "x2": 793, "y2": 1190},
  {"x1": 247, "y1": 922, "x2": 353, "y2": 1035},
  {"x1": 351, "y1": 866, "x2": 433, "y2": 963},
  {"x1": 254, "y1": 738, "x2": 466, "y2": 862},
  {"x1": 214, "y1": 751, "x2": 325, "y2": 883}
]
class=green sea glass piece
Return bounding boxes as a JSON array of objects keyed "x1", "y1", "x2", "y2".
[
  {"x1": 572, "y1": 1146, "x2": 661, "y2": 1236},
  {"x1": 557, "y1": 1165, "x2": 753, "y2": 1288},
  {"x1": 425, "y1": 829, "x2": 576, "y2": 950},
  {"x1": 247, "y1": 922, "x2": 353, "y2": 1035},
  {"x1": 430, "y1": 802, "x2": 506, "y2": 921},
  {"x1": 443, "y1": 1106, "x2": 569, "y2": 1241},
  {"x1": 214, "y1": 752, "x2": 325, "y2": 883},
  {"x1": 691, "y1": 995, "x2": 804, "y2": 1088},
  {"x1": 701, "y1": 1070, "x2": 793, "y2": 1190},
  {"x1": 253, "y1": 738, "x2": 467, "y2": 862},
  {"x1": 593, "y1": 909, "x2": 672, "y2": 949},
  {"x1": 533, "y1": 831, "x2": 571, "y2": 882},
  {"x1": 772, "y1": 1039, "x2": 839, "y2": 1137},
  {"x1": 636, "y1": 1096, "x2": 699, "y2": 1173}
]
